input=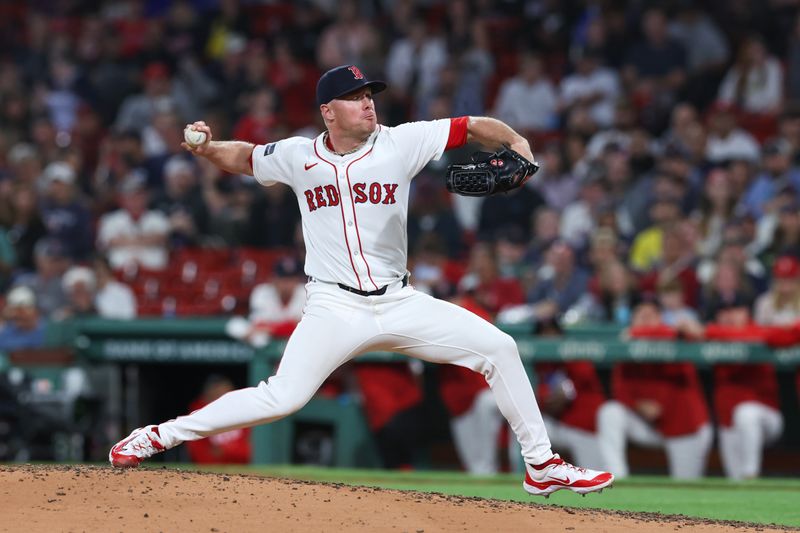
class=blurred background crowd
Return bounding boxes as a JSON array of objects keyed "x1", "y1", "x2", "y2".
[{"x1": 1, "y1": 0, "x2": 800, "y2": 477}]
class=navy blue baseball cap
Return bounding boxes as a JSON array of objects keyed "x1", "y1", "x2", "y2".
[{"x1": 316, "y1": 65, "x2": 387, "y2": 107}]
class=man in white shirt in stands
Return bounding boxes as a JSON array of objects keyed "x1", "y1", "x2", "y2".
[
  {"x1": 493, "y1": 53, "x2": 558, "y2": 132},
  {"x1": 249, "y1": 256, "x2": 306, "y2": 324},
  {"x1": 97, "y1": 171, "x2": 170, "y2": 270}
]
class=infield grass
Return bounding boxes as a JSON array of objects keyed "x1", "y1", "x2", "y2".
[{"x1": 169, "y1": 464, "x2": 800, "y2": 528}]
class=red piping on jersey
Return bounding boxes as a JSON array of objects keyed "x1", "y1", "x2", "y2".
[
  {"x1": 313, "y1": 138, "x2": 363, "y2": 290},
  {"x1": 446, "y1": 116, "x2": 469, "y2": 151},
  {"x1": 345, "y1": 148, "x2": 379, "y2": 290},
  {"x1": 247, "y1": 149, "x2": 254, "y2": 174}
]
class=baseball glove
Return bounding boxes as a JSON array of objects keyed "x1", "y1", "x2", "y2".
[{"x1": 445, "y1": 147, "x2": 540, "y2": 197}]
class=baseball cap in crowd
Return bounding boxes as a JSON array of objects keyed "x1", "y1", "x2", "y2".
[
  {"x1": 43, "y1": 161, "x2": 76, "y2": 186},
  {"x1": 118, "y1": 170, "x2": 148, "y2": 194},
  {"x1": 142, "y1": 62, "x2": 170, "y2": 81},
  {"x1": 7, "y1": 143, "x2": 38, "y2": 165},
  {"x1": 762, "y1": 138, "x2": 793, "y2": 158},
  {"x1": 316, "y1": 65, "x2": 387, "y2": 106},
  {"x1": 274, "y1": 256, "x2": 303, "y2": 278},
  {"x1": 773, "y1": 256, "x2": 800, "y2": 279},
  {"x1": 163, "y1": 156, "x2": 193, "y2": 179},
  {"x1": 6, "y1": 286, "x2": 36, "y2": 308},
  {"x1": 34, "y1": 237, "x2": 67, "y2": 259},
  {"x1": 62, "y1": 266, "x2": 97, "y2": 292}
]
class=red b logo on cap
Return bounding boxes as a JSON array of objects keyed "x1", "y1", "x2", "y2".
[{"x1": 348, "y1": 66, "x2": 364, "y2": 80}]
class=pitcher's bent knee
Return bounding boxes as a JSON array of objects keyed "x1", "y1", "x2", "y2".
[
  {"x1": 472, "y1": 331, "x2": 520, "y2": 376},
  {"x1": 256, "y1": 380, "x2": 313, "y2": 418}
]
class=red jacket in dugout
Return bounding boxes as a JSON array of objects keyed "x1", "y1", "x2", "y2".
[
  {"x1": 535, "y1": 361, "x2": 606, "y2": 432},
  {"x1": 619, "y1": 324, "x2": 710, "y2": 436},
  {"x1": 704, "y1": 323, "x2": 781, "y2": 427}
]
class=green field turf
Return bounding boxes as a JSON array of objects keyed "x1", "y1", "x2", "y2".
[{"x1": 164, "y1": 465, "x2": 800, "y2": 528}]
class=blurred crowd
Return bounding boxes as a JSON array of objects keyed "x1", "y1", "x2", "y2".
[{"x1": 1, "y1": 0, "x2": 800, "y2": 476}]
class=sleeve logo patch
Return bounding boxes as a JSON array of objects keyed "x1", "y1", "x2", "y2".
[{"x1": 264, "y1": 143, "x2": 276, "y2": 156}]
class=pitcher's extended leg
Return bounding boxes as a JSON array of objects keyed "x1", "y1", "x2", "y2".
[
  {"x1": 110, "y1": 287, "x2": 377, "y2": 466},
  {"x1": 379, "y1": 290, "x2": 551, "y2": 464}
]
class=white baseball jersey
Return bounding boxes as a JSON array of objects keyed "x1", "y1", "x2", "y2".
[{"x1": 251, "y1": 119, "x2": 466, "y2": 290}]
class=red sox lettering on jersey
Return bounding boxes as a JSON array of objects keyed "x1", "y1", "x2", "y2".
[
  {"x1": 303, "y1": 182, "x2": 399, "y2": 211},
  {"x1": 251, "y1": 118, "x2": 468, "y2": 291}
]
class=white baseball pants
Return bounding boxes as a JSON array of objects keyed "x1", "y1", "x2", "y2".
[
  {"x1": 596, "y1": 400, "x2": 712, "y2": 479},
  {"x1": 718, "y1": 401, "x2": 783, "y2": 480},
  {"x1": 158, "y1": 280, "x2": 554, "y2": 465}
]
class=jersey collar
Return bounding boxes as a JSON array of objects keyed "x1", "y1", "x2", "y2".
[{"x1": 318, "y1": 126, "x2": 381, "y2": 159}]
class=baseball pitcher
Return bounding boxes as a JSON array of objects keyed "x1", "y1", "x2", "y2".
[{"x1": 109, "y1": 65, "x2": 614, "y2": 497}]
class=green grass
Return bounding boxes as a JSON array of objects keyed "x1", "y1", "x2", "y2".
[{"x1": 163, "y1": 464, "x2": 800, "y2": 528}]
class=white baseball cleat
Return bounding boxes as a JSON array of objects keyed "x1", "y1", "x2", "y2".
[
  {"x1": 523, "y1": 454, "x2": 614, "y2": 497},
  {"x1": 109, "y1": 425, "x2": 166, "y2": 468}
]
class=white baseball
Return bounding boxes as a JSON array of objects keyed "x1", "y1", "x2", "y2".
[{"x1": 184, "y1": 127, "x2": 207, "y2": 147}]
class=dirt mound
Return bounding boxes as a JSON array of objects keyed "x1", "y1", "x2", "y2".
[{"x1": 0, "y1": 465, "x2": 791, "y2": 532}]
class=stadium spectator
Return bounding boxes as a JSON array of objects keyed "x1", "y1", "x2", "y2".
[
  {"x1": 668, "y1": 4, "x2": 730, "y2": 109},
  {"x1": 477, "y1": 168, "x2": 545, "y2": 241},
  {"x1": 559, "y1": 46, "x2": 621, "y2": 129},
  {"x1": 597, "y1": 301, "x2": 712, "y2": 479},
  {"x1": 186, "y1": 375, "x2": 251, "y2": 465},
  {"x1": 407, "y1": 176, "x2": 464, "y2": 260},
  {"x1": 492, "y1": 52, "x2": 558, "y2": 132},
  {"x1": 249, "y1": 256, "x2": 306, "y2": 327},
  {"x1": 460, "y1": 242, "x2": 524, "y2": 317},
  {"x1": 755, "y1": 191, "x2": 800, "y2": 263},
  {"x1": 152, "y1": 156, "x2": 207, "y2": 248},
  {"x1": 92, "y1": 255, "x2": 136, "y2": 320},
  {"x1": 637, "y1": 223, "x2": 701, "y2": 310},
  {"x1": 246, "y1": 182, "x2": 301, "y2": 249},
  {"x1": 629, "y1": 199, "x2": 683, "y2": 273},
  {"x1": 755, "y1": 256, "x2": 800, "y2": 326},
  {"x1": 0, "y1": 286, "x2": 46, "y2": 351},
  {"x1": 316, "y1": 0, "x2": 381, "y2": 73},
  {"x1": 231, "y1": 88, "x2": 281, "y2": 146},
  {"x1": 57, "y1": 266, "x2": 98, "y2": 320},
  {"x1": 705, "y1": 102, "x2": 761, "y2": 164},
  {"x1": 743, "y1": 139, "x2": 800, "y2": 220},
  {"x1": 408, "y1": 234, "x2": 453, "y2": 299},
  {"x1": 529, "y1": 141, "x2": 581, "y2": 211},
  {"x1": 717, "y1": 35, "x2": 783, "y2": 116},
  {"x1": 97, "y1": 172, "x2": 169, "y2": 270},
  {"x1": 701, "y1": 259, "x2": 757, "y2": 322},
  {"x1": 693, "y1": 168, "x2": 737, "y2": 259},
  {"x1": 13, "y1": 238, "x2": 70, "y2": 319},
  {"x1": 524, "y1": 206, "x2": 561, "y2": 274},
  {"x1": 528, "y1": 241, "x2": 589, "y2": 323},
  {"x1": 559, "y1": 165, "x2": 610, "y2": 250},
  {"x1": 622, "y1": 7, "x2": 687, "y2": 133},
  {"x1": 585, "y1": 260, "x2": 638, "y2": 325},
  {"x1": 38, "y1": 162, "x2": 93, "y2": 261},
  {"x1": 4, "y1": 184, "x2": 46, "y2": 273},
  {"x1": 657, "y1": 278, "x2": 701, "y2": 331}
]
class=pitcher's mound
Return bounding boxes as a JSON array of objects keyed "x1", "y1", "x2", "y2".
[{"x1": 0, "y1": 465, "x2": 788, "y2": 532}]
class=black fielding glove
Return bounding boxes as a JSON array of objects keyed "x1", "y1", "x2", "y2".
[{"x1": 445, "y1": 147, "x2": 540, "y2": 197}]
